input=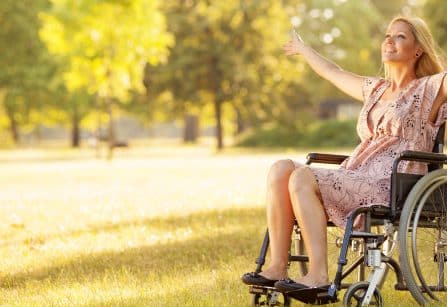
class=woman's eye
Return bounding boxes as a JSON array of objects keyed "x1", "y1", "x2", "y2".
[{"x1": 398, "y1": 34, "x2": 405, "y2": 39}]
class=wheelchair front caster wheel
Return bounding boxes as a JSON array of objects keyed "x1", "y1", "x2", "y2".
[
  {"x1": 252, "y1": 291, "x2": 291, "y2": 307},
  {"x1": 343, "y1": 282, "x2": 383, "y2": 306}
]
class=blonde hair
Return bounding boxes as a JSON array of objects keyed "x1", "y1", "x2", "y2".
[{"x1": 384, "y1": 16, "x2": 445, "y2": 79}]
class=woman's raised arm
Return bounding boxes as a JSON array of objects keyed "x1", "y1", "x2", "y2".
[{"x1": 283, "y1": 31, "x2": 365, "y2": 102}]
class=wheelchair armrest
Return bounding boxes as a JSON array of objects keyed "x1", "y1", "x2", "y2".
[
  {"x1": 306, "y1": 152, "x2": 349, "y2": 165},
  {"x1": 392, "y1": 150, "x2": 447, "y2": 173}
]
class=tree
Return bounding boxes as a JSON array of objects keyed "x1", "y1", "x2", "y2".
[
  {"x1": 148, "y1": 0, "x2": 299, "y2": 149},
  {"x1": 0, "y1": 0, "x2": 55, "y2": 144},
  {"x1": 423, "y1": 0, "x2": 447, "y2": 54},
  {"x1": 40, "y1": 0, "x2": 173, "y2": 158}
]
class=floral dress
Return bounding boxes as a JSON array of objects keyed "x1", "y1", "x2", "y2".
[{"x1": 309, "y1": 71, "x2": 447, "y2": 229}]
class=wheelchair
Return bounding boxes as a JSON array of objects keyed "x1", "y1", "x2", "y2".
[{"x1": 246, "y1": 125, "x2": 447, "y2": 306}]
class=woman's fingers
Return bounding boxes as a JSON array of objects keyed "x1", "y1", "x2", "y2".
[{"x1": 283, "y1": 41, "x2": 299, "y2": 55}]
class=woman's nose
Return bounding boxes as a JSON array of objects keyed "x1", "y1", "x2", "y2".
[{"x1": 385, "y1": 37, "x2": 394, "y2": 45}]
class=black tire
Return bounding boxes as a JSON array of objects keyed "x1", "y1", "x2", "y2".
[
  {"x1": 398, "y1": 169, "x2": 447, "y2": 305},
  {"x1": 343, "y1": 281, "x2": 383, "y2": 306},
  {"x1": 252, "y1": 292, "x2": 291, "y2": 307}
]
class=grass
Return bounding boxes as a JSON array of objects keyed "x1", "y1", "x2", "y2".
[{"x1": 0, "y1": 144, "x2": 435, "y2": 306}]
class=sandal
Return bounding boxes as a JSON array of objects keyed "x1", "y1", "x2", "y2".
[
  {"x1": 274, "y1": 279, "x2": 333, "y2": 304},
  {"x1": 274, "y1": 278, "x2": 331, "y2": 293},
  {"x1": 241, "y1": 272, "x2": 278, "y2": 287}
]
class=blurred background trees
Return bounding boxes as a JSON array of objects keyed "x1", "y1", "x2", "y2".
[
  {"x1": 39, "y1": 0, "x2": 172, "y2": 158},
  {"x1": 0, "y1": 0, "x2": 54, "y2": 144},
  {"x1": 0, "y1": 0, "x2": 439, "y2": 152}
]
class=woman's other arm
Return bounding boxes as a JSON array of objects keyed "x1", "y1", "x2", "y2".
[
  {"x1": 429, "y1": 72, "x2": 447, "y2": 123},
  {"x1": 283, "y1": 31, "x2": 365, "y2": 101}
]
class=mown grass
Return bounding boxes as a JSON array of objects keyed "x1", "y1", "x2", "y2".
[{"x1": 0, "y1": 145, "x2": 434, "y2": 306}]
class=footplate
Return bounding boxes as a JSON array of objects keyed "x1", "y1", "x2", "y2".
[{"x1": 287, "y1": 286, "x2": 338, "y2": 305}]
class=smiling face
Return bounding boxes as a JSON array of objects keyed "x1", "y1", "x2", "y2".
[{"x1": 381, "y1": 21, "x2": 421, "y2": 65}]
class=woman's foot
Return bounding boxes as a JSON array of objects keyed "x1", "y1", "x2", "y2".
[
  {"x1": 290, "y1": 274, "x2": 329, "y2": 288},
  {"x1": 274, "y1": 274, "x2": 330, "y2": 295},
  {"x1": 241, "y1": 272, "x2": 278, "y2": 287},
  {"x1": 257, "y1": 266, "x2": 288, "y2": 281},
  {"x1": 275, "y1": 273, "x2": 330, "y2": 291},
  {"x1": 241, "y1": 266, "x2": 288, "y2": 287}
]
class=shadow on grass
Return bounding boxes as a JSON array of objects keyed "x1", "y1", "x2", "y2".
[
  {"x1": 2, "y1": 206, "x2": 265, "y2": 249},
  {"x1": 1, "y1": 207, "x2": 267, "y2": 291}
]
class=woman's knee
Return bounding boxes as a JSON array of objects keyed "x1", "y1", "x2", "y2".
[
  {"x1": 288, "y1": 166, "x2": 318, "y2": 194},
  {"x1": 267, "y1": 159, "x2": 296, "y2": 188}
]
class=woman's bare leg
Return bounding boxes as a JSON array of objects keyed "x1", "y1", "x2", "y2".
[
  {"x1": 288, "y1": 166, "x2": 329, "y2": 286},
  {"x1": 259, "y1": 159, "x2": 296, "y2": 281}
]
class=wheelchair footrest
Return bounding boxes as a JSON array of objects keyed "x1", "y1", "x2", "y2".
[
  {"x1": 286, "y1": 287, "x2": 338, "y2": 305},
  {"x1": 249, "y1": 285, "x2": 273, "y2": 294},
  {"x1": 350, "y1": 231, "x2": 384, "y2": 239},
  {"x1": 350, "y1": 231, "x2": 386, "y2": 244}
]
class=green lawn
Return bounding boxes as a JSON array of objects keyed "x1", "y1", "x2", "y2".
[{"x1": 0, "y1": 145, "x2": 429, "y2": 306}]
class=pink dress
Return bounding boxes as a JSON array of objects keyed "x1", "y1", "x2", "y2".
[{"x1": 309, "y1": 71, "x2": 447, "y2": 229}]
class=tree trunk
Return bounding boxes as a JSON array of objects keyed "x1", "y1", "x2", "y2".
[
  {"x1": 5, "y1": 105, "x2": 19, "y2": 144},
  {"x1": 106, "y1": 96, "x2": 115, "y2": 160},
  {"x1": 214, "y1": 99, "x2": 223, "y2": 150},
  {"x1": 235, "y1": 107, "x2": 246, "y2": 135},
  {"x1": 71, "y1": 106, "x2": 80, "y2": 148},
  {"x1": 95, "y1": 94, "x2": 101, "y2": 158},
  {"x1": 183, "y1": 114, "x2": 199, "y2": 143},
  {"x1": 209, "y1": 55, "x2": 224, "y2": 150}
]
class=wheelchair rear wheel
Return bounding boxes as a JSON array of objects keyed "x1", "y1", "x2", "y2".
[{"x1": 399, "y1": 169, "x2": 447, "y2": 305}]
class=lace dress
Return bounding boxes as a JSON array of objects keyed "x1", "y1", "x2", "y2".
[{"x1": 308, "y1": 71, "x2": 447, "y2": 229}]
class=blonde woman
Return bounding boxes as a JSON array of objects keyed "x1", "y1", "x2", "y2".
[{"x1": 242, "y1": 16, "x2": 447, "y2": 291}]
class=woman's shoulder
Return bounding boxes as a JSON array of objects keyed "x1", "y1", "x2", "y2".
[
  {"x1": 363, "y1": 76, "x2": 387, "y2": 90},
  {"x1": 420, "y1": 70, "x2": 447, "y2": 83},
  {"x1": 362, "y1": 76, "x2": 387, "y2": 103},
  {"x1": 364, "y1": 76, "x2": 384, "y2": 84}
]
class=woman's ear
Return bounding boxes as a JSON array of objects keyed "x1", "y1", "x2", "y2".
[
  {"x1": 415, "y1": 46, "x2": 424, "y2": 57},
  {"x1": 415, "y1": 49, "x2": 424, "y2": 58}
]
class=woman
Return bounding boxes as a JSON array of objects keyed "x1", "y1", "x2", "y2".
[{"x1": 242, "y1": 16, "x2": 447, "y2": 291}]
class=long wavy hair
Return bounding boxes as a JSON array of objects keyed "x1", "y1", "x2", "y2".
[{"x1": 383, "y1": 16, "x2": 445, "y2": 79}]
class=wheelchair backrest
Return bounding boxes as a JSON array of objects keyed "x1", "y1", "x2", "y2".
[
  {"x1": 390, "y1": 123, "x2": 445, "y2": 217},
  {"x1": 428, "y1": 123, "x2": 445, "y2": 171}
]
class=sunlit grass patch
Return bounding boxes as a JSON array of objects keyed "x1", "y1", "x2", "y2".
[{"x1": 1, "y1": 207, "x2": 267, "y2": 306}]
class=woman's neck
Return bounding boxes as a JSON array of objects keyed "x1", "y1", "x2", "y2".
[{"x1": 386, "y1": 66, "x2": 417, "y2": 90}]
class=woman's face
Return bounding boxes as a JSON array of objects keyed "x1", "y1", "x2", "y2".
[{"x1": 381, "y1": 21, "x2": 420, "y2": 64}]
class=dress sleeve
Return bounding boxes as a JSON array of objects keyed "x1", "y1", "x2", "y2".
[
  {"x1": 434, "y1": 103, "x2": 447, "y2": 126},
  {"x1": 425, "y1": 71, "x2": 447, "y2": 126},
  {"x1": 362, "y1": 77, "x2": 381, "y2": 104}
]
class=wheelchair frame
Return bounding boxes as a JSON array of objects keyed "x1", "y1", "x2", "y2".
[{"x1": 247, "y1": 125, "x2": 447, "y2": 306}]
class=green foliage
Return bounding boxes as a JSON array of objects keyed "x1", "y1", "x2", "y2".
[
  {"x1": 39, "y1": 0, "x2": 173, "y2": 101},
  {"x1": 423, "y1": 0, "x2": 447, "y2": 56},
  {"x1": 235, "y1": 124, "x2": 304, "y2": 147},
  {"x1": 236, "y1": 118, "x2": 358, "y2": 148},
  {"x1": 39, "y1": 0, "x2": 173, "y2": 152},
  {"x1": 306, "y1": 118, "x2": 359, "y2": 147},
  {"x1": 0, "y1": 0, "x2": 58, "y2": 141},
  {"x1": 1, "y1": 0, "x2": 439, "y2": 148},
  {"x1": 148, "y1": 0, "x2": 426, "y2": 149},
  {"x1": 148, "y1": 1, "x2": 300, "y2": 148}
]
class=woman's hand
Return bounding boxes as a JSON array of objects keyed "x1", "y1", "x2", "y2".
[
  {"x1": 283, "y1": 29, "x2": 304, "y2": 56},
  {"x1": 282, "y1": 28, "x2": 365, "y2": 101}
]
